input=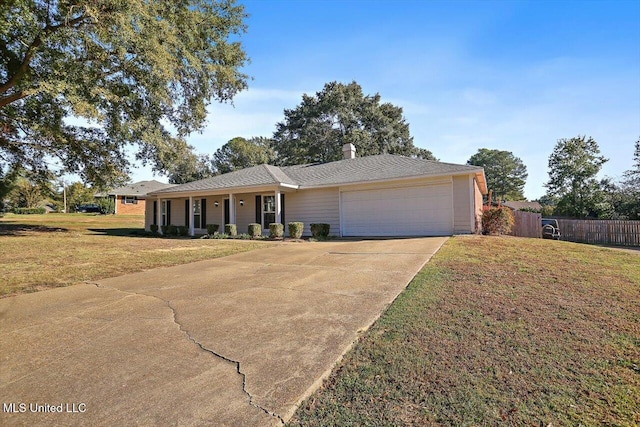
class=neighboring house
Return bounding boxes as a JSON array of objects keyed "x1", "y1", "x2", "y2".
[
  {"x1": 502, "y1": 201, "x2": 542, "y2": 212},
  {"x1": 146, "y1": 144, "x2": 487, "y2": 237},
  {"x1": 105, "y1": 180, "x2": 175, "y2": 215}
]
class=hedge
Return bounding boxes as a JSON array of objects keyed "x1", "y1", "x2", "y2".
[
  {"x1": 224, "y1": 224, "x2": 237, "y2": 236},
  {"x1": 13, "y1": 207, "x2": 46, "y2": 214},
  {"x1": 310, "y1": 223, "x2": 330, "y2": 238},
  {"x1": 288, "y1": 222, "x2": 304, "y2": 239},
  {"x1": 269, "y1": 223, "x2": 284, "y2": 238},
  {"x1": 248, "y1": 223, "x2": 262, "y2": 238}
]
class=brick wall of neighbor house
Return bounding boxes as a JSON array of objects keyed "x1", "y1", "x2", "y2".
[
  {"x1": 474, "y1": 178, "x2": 483, "y2": 233},
  {"x1": 453, "y1": 175, "x2": 472, "y2": 234},
  {"x1": 286, "y1": 187, "x2": 340, "y2": 237},
  {"x1": 116, "y1": 196, "x2": 146, "y2": 215}
]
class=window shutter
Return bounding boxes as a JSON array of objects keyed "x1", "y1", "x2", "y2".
[
  {"x1": 185, "y1": 200, "x2": 189, "y2": 228},
  {"x1": 201, "y1": 199, "x2": 207, "y2": 229},
  {"x1": 255, "y1": 195, "x2": 261, "y2": 224},
  {"x1": 166, "y1": 200, "x2": 171, "y2": 225},
  {"x1": 280, "y1": 194, "x2": 285, "y2": 225},
  {"x1": 153, "y1": 201, "x2": 157, "y2": 225}
]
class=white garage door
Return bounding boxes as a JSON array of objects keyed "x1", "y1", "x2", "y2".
[{"x1": 341, "y1": 184, "x2": 453, "y2": 237}]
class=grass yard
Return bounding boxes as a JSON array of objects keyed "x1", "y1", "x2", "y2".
[
  {"x1": 291, "y1": 236, "x2": 640, "y2": 426},
  {"x1": 0, "y1": 213, "x2": 273, "y2": 297}
]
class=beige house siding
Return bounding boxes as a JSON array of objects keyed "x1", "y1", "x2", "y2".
[
  {"x1": 473, "y1": 178, "x2": 483, "y2": 233},
  {"x1": 234, "y1": 193, "x2": 258, "y2": 234},
  {"x1": 286, "y1": 188, "x2": 340, "y2": 236},
  {"x1": 144, "y1": 200, "x2": 155, "y2": 231},
  {"x1": 452, "y1": 175, "x2": 472, "y2": 234}
]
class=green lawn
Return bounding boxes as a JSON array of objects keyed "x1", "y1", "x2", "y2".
[
  {"x1": 290, "y1": 236, "x2": 640, "y2": 426},
  {"x1": 0, "y1": 213, "x2": 273, "y2": 297}
]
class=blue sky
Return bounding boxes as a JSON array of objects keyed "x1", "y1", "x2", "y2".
[{"x1": 135, "y1": 0, "x2": 640, "y2": 200}]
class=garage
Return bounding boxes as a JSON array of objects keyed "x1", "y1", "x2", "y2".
[{"x1": 340, "y1": 183, "x2": 454, "y2": 237}]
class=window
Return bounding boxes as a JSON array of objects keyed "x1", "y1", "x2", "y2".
[
  {"x1": 193, "y1": 199, "x2": 201, "y2": 229},
  {"x1": 263, "y1": 195, "x2": 275, "y2": 228},
  {"x1": 123, "y1": 196, "x2": 137, "y2": 204}
]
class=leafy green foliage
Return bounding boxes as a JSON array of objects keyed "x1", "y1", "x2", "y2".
[
  {"x1": 149, "y1": 224, "x2": 159, "y2": 234},
  {"x1": 288, "y1": 221, "x2": 303, "y2": 239},
  {"x1": 467, "y1": 148, "x2": 527, "y2": 201},
  {"x1": 482, "y1": 207, "x2": 514, "y2": 235},
  {"x1": 272, "y1": 81, "x2": 435, "y2": 165},
  {"x1": 213, "y1": 136, "x2": 275, "y2": 174},
  {"x1": 0, "y1": 163, "x2": 19, "y2": 210},
  {"x1": 167, "y1": 151, "x2": 218, "y2": 185},
  {"x1": 63, "y1": 182, "x2": 95, "y2": 212},
  {"x1": 1, "y1": 0, "x2": 248, "y2": 188},
  {"x1": 8, "y1": 176, "x2": 52, "y2": 208},
  {"x1": 206, "y1": 224, "x2": 220, "y2": 234},
  {"x1": 545, "y1": 136, "x2": 608, "y2": 218},
  {"x1": 97, "y1": 197, "x2": 115, "y2": 215}
]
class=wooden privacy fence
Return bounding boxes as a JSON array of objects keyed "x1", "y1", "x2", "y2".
[
  {"x1": 556, "y1": 219, "x2": 640, "y2": 247},
  {"x1": 509, "y1": 210, "x2": 542, "y2": 238}
]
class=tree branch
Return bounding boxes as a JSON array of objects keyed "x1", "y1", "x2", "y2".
[
  {"x1": 0, "y1": 13, "x2": 89, "y2": 97},
  {"x1": 0, "y1": 90, "x2": 29, "y2": 108}
]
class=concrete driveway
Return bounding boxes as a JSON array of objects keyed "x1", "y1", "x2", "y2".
[{"x1": 0, "y1": 237, "x2": 446, "y2": 426}]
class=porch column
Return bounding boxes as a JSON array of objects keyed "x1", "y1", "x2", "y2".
[
  {"x1": 275, "y1": 188, "x2": 282, "y2": 224},
  {"x1": 229, "y1": 193, "x2": 236, "y2": 224},
  {"x1": 188, "y1": 196, "x2": 194, "y2": 236},
  {"x1": 114, "y1": 194, "x2": 118, "y2": 214},
  {"x1": 157, "y1": 196, "x2": 163, "y2": 234}
]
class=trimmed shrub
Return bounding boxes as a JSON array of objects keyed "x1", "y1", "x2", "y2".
[
  {"x1": 310, "y1": 223, "x2": 330, "y2": 238},
  {"x1": 269, "y1": 223, "x2": 284, "y2": 238},
  {"x1": 13, "y1": 207, "x2": 46, "y2": 214},
  {"x1": 482, "y1": 207, "x2": 514, "y2": 235},
  {"x1": 206, "y1": 224, "x2": 219, "y2": 234},
  {"x1": 150, "y1": 224, "x2": 159, "y2": 234},
  {"x1": 177, "y1": 225, "x2": 189, "y2": 236},
  {"x1": 224, "y1": 224, "x2": 237, "y2": 236},
  {"x1": 160, "y1": 224, "x2": 170, "y2": 235},
  {"x1": 248, "y1": 223, "x2": 262, "y2": 238},
  {"x1": 288, "y1": 222, "x2": 304, "y2": 239},
  {"x1": 167, "y1": 224, "x2": 177, "y2": 236}
]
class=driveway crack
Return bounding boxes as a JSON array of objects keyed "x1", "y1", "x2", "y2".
[{"x1": 86, "y1": 281, "x2": 284, "y2": 425}]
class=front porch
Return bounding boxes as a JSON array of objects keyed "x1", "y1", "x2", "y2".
[{"x1": 148, "y1": 187, "x2": 288, "y2": 236}]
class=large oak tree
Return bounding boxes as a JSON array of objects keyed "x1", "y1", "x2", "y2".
[
  {"x1": 272, "y1": 81, "x2": 435, "y2": 165},
  {"x1": 0, "y1": 0, "x2": 248, "y2": 187}
]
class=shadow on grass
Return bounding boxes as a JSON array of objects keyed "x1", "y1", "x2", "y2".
[
  {"x1": 0, "y1": 223, "x2": 68, "y2": 236},
  {"x1": 87, "y1": 228, "x2": 151, "y2": 237}
]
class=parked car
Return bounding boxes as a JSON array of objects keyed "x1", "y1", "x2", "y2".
[
  {"x1": 541, "y1": 218, "x2": 561, "y2": 240},
  {"x1": 76, "y1": 204, "x2": 101, "y2": 213}
]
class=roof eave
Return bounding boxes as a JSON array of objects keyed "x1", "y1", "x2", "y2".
[
  {"x1": 296, "y1": 169, "x2": 486, "y2": 190},
  {"x1": 147, "y1": 182, "x2": 299, "y2": 197}
]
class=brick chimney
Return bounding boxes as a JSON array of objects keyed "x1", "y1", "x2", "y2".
[{"x1": 342, "y1": 143, "x2": 356, "y2": 159}]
